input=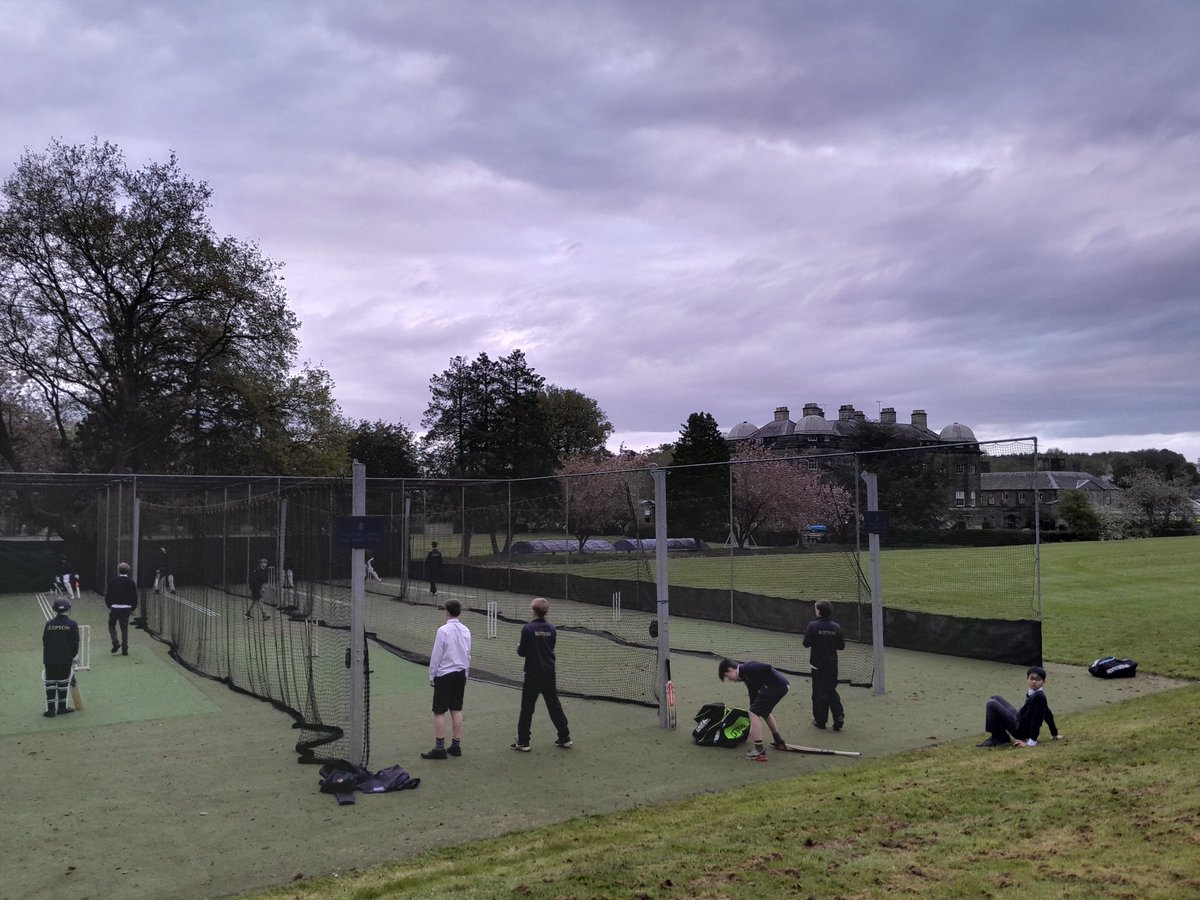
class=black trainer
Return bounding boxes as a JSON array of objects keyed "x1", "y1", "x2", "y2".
[
  {"x1": 554, "y1": 738, "x2": 573, "y2": 749},
  {"x1": 833, "y1": 720, "x2": 844, "y2": 731},
  {"x1": 447, "y1": 744, "x2": 462, "y2": 757},
  {"x1": 420, "y1": 747, "x2": 448, "y2": 760},
  {"x1": 977, "y1": 737, "x2": 1007, "y2": 748}
]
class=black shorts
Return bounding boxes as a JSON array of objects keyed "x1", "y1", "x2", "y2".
[
  {"x1": 749, "y1": 682, "x2": 789, "y2": 717},
  {"x1": 44, "y1": 663, "x2": 72, "y2": 681},
  {"x1": 431, "y1": 670, "x2": 467, "y2": 714}
]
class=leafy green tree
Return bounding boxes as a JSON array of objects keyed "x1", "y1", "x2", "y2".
[
  {"x1": 421, "y1": 350, "x2": 557, "y2": 553},
  {"x1": 348, "y1": 419, "x2": 420, "y2": 478},
  {"x1": 1056, "y1": 488, "x2": 1101, "y2": 538},
  {"x1": 0, "y1": 139, "x2": 341, "y2": 476},
  {"x1": 1112, "y1": 449, "x2": 1198, "y2": 488},
  {"x1": 540, "y1": 385, "x2": 613, "y2": 460},
  {"x1": 667, "y1": 412, "x2": 729, "y2": 541},
  {"x1": 845, "y1": 421, "x2": 947, "y2": 529}
]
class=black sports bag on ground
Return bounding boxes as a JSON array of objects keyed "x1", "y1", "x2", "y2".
[{"x1": 1088, "y1": 656, "x2": 1138, "y2": 678}]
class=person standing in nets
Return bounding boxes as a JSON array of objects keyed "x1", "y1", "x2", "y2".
[
  {"x1": 104, "y1": 562, "x2": 139, "y2": 656},
  {"x1": 978, "y1": 665, "x2": 1061, "y2": 748},
  {"x1": 511, "y1": 597, "x2": 572, "y2": 752},
  {"x1": 246, "y1": 558, "x2": 271, "y2": 620},
  {"x1": 421, "y1": 598, "x2": 472, "y2": 760},
  {"x1": 803, "y1": 600, "x2": 846, "y2": 731},
  {"x1": 718, "y1": 658, "x2": 789, "y2": 761},
  {"x1": 154, "y1": 546, "x2": 175, "y2": 595},
  {"x1": 42, "y1": 597, "x2": 80, "y2": 717},
  {"x1": 425, "y1": 541, "x2": 443, "y2": 596}
]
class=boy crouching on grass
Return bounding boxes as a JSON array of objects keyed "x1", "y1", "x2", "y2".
[{"x1": 978, "y1": 665, "x2": 1062, "y2": 748}]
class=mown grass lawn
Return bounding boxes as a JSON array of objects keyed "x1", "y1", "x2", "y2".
[{"x1": 249, "y1": 535, "x2": 1200, "y2": 899}]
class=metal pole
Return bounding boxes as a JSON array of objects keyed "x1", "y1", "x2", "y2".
[
  {"x1": 861, "y1": 471, "x2": 885, "y2": 695},
  {"x1": 653, "y1": 467, "x2": 671, "y2": 728},
  {"x1": 349, "y1": 461, "x2": 367, "y2": 766}
]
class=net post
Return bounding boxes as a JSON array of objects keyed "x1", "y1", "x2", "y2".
[
  {"x1": 653, "y1": 466, "x2": 671, "y2": 729},
  {"x1": 861, "y1": 471, "x2": 886, "y2": 696},
  {"x1": 349, "y1": 461, "x2": 368, "y2": 767}
]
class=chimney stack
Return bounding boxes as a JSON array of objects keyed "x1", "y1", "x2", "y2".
[
  {"x1": 773, "y1": 406, "x2": 790, "y2": 422},
  {"x1": 880, "y1": 407, "x2": 897, "y2": 425},
  {"x1": 838, "y1": 404, "x2": 856, "y2": 421},
  {"x1": 802, "y1": 403, "x2": 824, "y2": 418},
  {"x1": 911, "y1": 409, "x2": 928, "y2": 430}
]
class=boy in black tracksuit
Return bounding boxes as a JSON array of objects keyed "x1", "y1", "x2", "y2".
[
  {"x1": 512, "y1": 597, "x2": 571, "y2": 751},
  {"x1": 42, "y1": 598, "x2": 80, "y2": 717},
  {"x1": 803, "y1": 600, "x2": 846, "y2": 731},
  {"x1": 104, "y1": 562, "x2": 139, "y2": 655},
  {"x1": 979, "y1": 665, "x2": 1062, "y2": 747},
  {"x1": 425, "y1": 542, "x2": 443, "y2": 596}
]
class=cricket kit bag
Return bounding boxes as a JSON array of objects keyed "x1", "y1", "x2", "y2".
[
  {"x1": 691, "y1": 702, "x2": 751, "y2": 747},
  {"x1": 1088, "y1": 656, "x2": 1138, "y2": 678}
]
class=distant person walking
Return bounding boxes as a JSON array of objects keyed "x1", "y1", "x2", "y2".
[
  {"x1": 425, "y1": 541, "x2": 443, "y2": 596},
  {"x1": 511, "y1": 597, "x2": 572, "y2": 752},
  {"x1": 246, "y1": 558, "x2": 271, "y2": 620},
  {"x1": 42, "y1": 597, "x2": 80, "y2": 717},
  {"x1": 154, "y1": 546, "x2": 175, "y2": 595},
  {"x1": 104, "y1": 562, "x2": 139, "y2": 656},
  {"x1": 803, "y1": 600, "x2": 845, "y2": 731},
  {"x1": 421, "y1": 598, "x2": 472, "y2": 759}
]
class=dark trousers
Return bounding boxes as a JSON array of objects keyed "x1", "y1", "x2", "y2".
[
  {"x1": 428, "y1": 579, "x2": 438, "y2": 595},
  {"x1": 985, "y1": 695, "x2": 1019, "y2": 741},
  {"x1": 108, "y1": 608, "x2": 132, "y2": 649},
  {"x1": 811, "y1": 669, "x2": 844, "y2": 727},
  {"x1": 517, "y1": 674, "x2": 570, "y2": 744}
]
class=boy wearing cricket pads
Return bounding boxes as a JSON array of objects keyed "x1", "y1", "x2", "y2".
[{"x1": 42, "y1": 597, "x2": 79, "y2": 717}]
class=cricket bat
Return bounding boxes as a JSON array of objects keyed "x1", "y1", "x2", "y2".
[
  {"x1": 70, "y1": 674, "x2": 84, "y2": 711},
  {"x1": 780, "y1": 743, "x2": 859, "y2": 757},
  {"x1": 665, "y1": 659, "x2": 676, "y2": 729}
]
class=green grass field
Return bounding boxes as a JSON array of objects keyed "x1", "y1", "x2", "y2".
[{"x1": 248, "y1": 535, "x2": 1200, "y2": 899}]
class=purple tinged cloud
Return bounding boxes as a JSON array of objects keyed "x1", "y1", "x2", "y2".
[{"x1": 2, "y1": 0, "x2": 1198, "y2": 462}]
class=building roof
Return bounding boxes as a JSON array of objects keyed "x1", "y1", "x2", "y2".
[
  {"x1": 725, "y1": 421, "x2": 758, "y2": 440},
  {"x1": 980, "y1": 471, "x2": 1119, "y2": 492},
  {"x1": 939, "y1": 422, "x2": 977, "y2": 442}
]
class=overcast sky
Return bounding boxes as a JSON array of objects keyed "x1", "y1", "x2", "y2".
[{"x1": 3, "y1": 1, "x2": 1198, "y2": 464}]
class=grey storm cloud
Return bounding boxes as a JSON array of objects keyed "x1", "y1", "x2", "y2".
[{"x1": 1, "y1": 0, "x2": 1198, "y2": 459}]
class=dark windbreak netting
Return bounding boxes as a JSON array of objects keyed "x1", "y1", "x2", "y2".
[
  {"x1": 136, "y1": 482, "x2": 363, "y2": 766},
  {"x1": 859, "y1": 438, "x2": 1042, "y2": 664}
]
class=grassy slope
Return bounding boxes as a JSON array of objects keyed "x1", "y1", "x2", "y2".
[{"x1": 248, "y1": 537, "x2": 1200, "y2": 900}]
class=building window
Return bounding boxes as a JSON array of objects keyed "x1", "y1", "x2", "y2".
[
  {"x1": 955, "y1": 491, "x2": 965, "y2": 508},
  {"x1": 1002, "y1": 492, "x2": 1009, "y2": 503},
  {"x1": 807, "y1": 435, "x2": 817, "y2": 442},
  {"x1": 968, "y1": 464, "x2": 976, "y2": 474},
  {"x1": 987, "y1": 496, "x2": 995, "y2": 506},
  {"x1": 1018, "y1": 492, "x2": 1027, "y2": 503},
  {"x1": 955, "y1": 464, "x2": 965, "y2": 474},
  {"x1": 970, "y1": 491, "x2": 977, "y2": 507}
]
